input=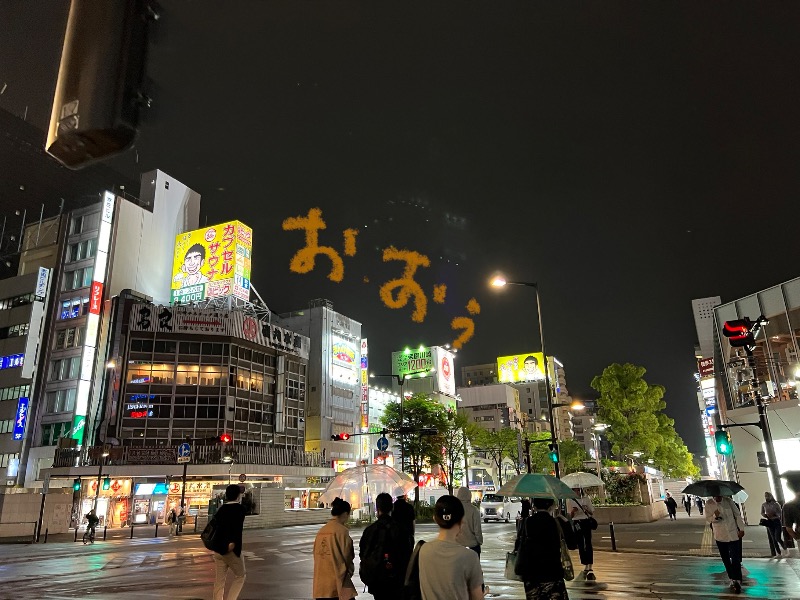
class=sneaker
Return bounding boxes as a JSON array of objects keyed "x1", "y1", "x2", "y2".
[
  {"x1": 733, "y1": 580, "x2": 742, "y2": 593},
  {"x1": 586, "y1": 571, "x2": 597, "y2": 581}
]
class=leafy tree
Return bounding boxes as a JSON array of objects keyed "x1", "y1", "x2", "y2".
[
  {"x1": 473, "y1": 427, "x2": 518, "y2": 487},
  {"x1": 380, "y1": 394, "x2": 448, "y2": 503},
  {"x1": 558, "y1": 439, "x2": 590, "y2": 475},
  {"x1": 523, "y1": 432, "x2": 554, "y2": 475},
  {"x1": 440, "y1": 410, "x2": 470, "y2": 494},
  {"x1": 591, "y1": 363, "x2": 698, "y2": 478}
]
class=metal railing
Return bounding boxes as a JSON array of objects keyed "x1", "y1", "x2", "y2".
[{"x1": 53, "y1": 444, "x2": 327, "y2": 468}]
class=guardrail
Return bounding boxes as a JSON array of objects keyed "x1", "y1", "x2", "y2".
[{"x1": 53, "y1": 444, "x2": 327, "y2": 468}]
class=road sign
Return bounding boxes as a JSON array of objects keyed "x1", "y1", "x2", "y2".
[
  {"x1": 239, "y1": 473, "x2": 247, "y2": 483},
  {"x1": 177, "y1": 442, "x2": 191, "y2": 464},
  {"x1": 377, "y1": 436, "x2": 389, "y2": 451}
]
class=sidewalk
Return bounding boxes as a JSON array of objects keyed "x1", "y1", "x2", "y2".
[{"x1": 1, "y1": 523, "x2": 202, "y2": 545}]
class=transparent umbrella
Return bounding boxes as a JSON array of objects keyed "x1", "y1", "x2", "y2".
[
  {"x1": 561, "y1": 471, "x2": 604, "y2": 489},
  {"x1": 319, "y1": 464, "x2": 416, "y2": 508}
]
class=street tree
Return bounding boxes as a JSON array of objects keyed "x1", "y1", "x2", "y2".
[
  {"x1": 473, "y1": 427, "x2": 518, "y2": 487},
  {"x1": 591, "y1": 363, "x2": 698, "y2": 477},
  {"x1": 380, "y1": 393, "x2": 448, "y2": 503},
  {"x1": 440, "y1": 409, "x2": 470, "y2": 494},
  {"x1": 559, "y1": 439, "x2": 591, "y2": 475}
]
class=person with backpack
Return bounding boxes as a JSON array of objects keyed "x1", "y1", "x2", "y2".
[
  {"x1": 206, "y1": 484, "x2": 246, "y2": 600},
  {"x1": 417, "y1": 495, "x2": 483, "y2": 600},
  {"x1": 313, "y1": 498, "x2": 358, "y2": 600},
  {"x1": 359, "y1": 493, "x2": 412, "y2": 600},
  {"x1": 515, "y1": 497, "x2": 570, "y2": 600}
]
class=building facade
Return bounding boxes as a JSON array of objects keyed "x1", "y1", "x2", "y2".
[{"x1": 456, "y1": 383, "x2": 522, "y2": 433}]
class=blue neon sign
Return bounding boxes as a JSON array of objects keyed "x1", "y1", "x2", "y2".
[
  {"x1": 13, "y1": 397, "x2": 29, "y2": 441},
  {"x1": 0, "y1": 354, "x2": 24, "y2": 370}
]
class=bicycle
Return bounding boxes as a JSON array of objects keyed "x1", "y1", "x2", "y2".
[{"x1": 82, "y1": 527, "x2": 96, "y2": 544}]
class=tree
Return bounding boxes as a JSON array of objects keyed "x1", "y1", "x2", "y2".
[
  {"x1": 591, "y1": 363, "x2": 698, "y2": 478},
  {"x1": 380, "y1": 394, "x2": 448, "y2": 504},
  {"x1": 440, "y1": 410, "x2": 470, "y2": 494},
  {"x1": 473, "y1": 427, "x2": 518, "y2": 487},
  {"x1": 558, "y1": 439, "x2": 590, "y2": 475}
]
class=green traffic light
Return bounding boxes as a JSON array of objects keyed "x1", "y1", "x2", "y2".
[
  {"x1": 102, "y1": 477, "x2": 111, "y2": 491},
  {"x1": 715, "y1": 430, "x2": 732, "y2": 456},
  {"x1": 72, "y1": 479, "x2": 80, "y2": 491}
]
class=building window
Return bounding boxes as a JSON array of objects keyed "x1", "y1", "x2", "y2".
[
  {"x1": 64, "y1": 267, "x2": 93, "y2": 291},
  {"x1": 0, "y1": 293, "x2": 35, "y2": 310},
  {"x1": 40, "y1": 423, "x2": 70, "y2": 446},
  {"x1": 67, "y1": 238, "x2": 97, "y2": 262},
  {"x1": 0, "y1": 323, "x2": 30, "y2": 340},
  {"x1": 0, "y1": 453, "x2": 20, "y2": 467},
  {"x1": 45, "y1": 389, "x2": 77, "y2": 413},
  {"x1": 69, "y1": 212, "x2": 100, "y2": 235},
  {"x1": 49, "y1": 357, "x2": 80, "y2": 381},
  {"x1": 59, "y1": 297, "x2": 90, "y2": 320},
  {"x1": 0, "y1": 385, "x2": 30, "y2": 401},
  {"x1": 0, "y1": 420, "x2": 14, "y2": 434},
  {"x1": 54, "y1": 326, "x2": 84, "y2": 349}
]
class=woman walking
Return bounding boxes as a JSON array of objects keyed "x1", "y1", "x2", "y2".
[
  {"x1": 516, "y1": 497, "x2": 569, "y2": 600},
  {"x1": 761, "y1": 492, "x2": 786, "y2": 557},
  {"x1": 665, "y1": 493, "x2": 678, "y2": 520},
  {"x1": 313, "y1": 498, "x2": 358, "y2": 600},
  {"x1": 567, "y1": 487, "x2": 596, "y2": 580}
]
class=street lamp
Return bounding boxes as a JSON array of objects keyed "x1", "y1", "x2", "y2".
[
  {"x1": 490, "y1": 274, "x2": 560, "y2": 475},
  {"x1": 370, "y1": 367, "x2": 436, "y2": 470},
  {"x1": 591, "y1": 423, "x2": 609, "y2": 475},
  {"x1": 93, "y1": 449, "x2": 110, "y2": 511}
]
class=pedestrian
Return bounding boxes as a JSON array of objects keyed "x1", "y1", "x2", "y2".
[
  {"x1": 85, "y1": 509, "x2": 99, "y2": 537},
  {"x1": 209, "y1": 484, "x2": 246, "y2": 600},
  {"x1": 455, "y1": 486, "x2": 484, "y2": 555},
  {"x1": 392, "y1": 491, "x2": 416, "y2": 547},
  {"x1": 567, "y1": 487, "x2": 596, "y2": 581},
  {"x1": 761, "y1": 492, "x2": 786, "y2": 557},
  {"x1": 515, "y1": 499, "x2": 532, "y2": 551},
  {"x1": 167, "y1": 507, "x2": 178, "y2": 538},
  {"x1": 782, "y1": 475, "x2": 800, "y2": 548},
  {"x1": 313, "y1": 497, "x2": 358, "y2": 600},
  {"x1": 516, "y1": 497, "x2": 570, "y2": 600},
  {"x1": 665, "y1": 493, "x2": 678, "y2": 520},
  {"x1": 682, "y1": 495, "x2": 692, "y2": 516},
  {"x1": 695, "y1": 496, "x2": 705, "y2": 515},
  {"x1": 359, "y1": 493, "x2": 412, "y2": 600},
  {"x1": 418, "y1": 495, "x2": 484, "y2": 600},
  {"x1": 706, "y1": 494, "x2": 745, "y2": 593}
]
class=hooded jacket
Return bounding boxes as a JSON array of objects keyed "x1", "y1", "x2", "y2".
[
  {"x1": 313, "y1": 517, "x2": 356, "y2": 599},
  {"x1": 455, "y1": 486, "x2": 483, "y2": 548}
]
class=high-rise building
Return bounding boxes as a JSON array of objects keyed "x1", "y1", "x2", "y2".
[
  {"x1": 460, "y1": 363, "x2": 497, "y2": 387},
  {"x1": 691, "y1": 296, "x2": 723, "y2": 479},
  {"x1": 455, "y1": 383, "x2": 522, "y2": 433}
]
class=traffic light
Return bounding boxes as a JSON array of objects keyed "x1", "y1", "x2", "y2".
[
  {"x1": 219, "y1": 433, "x2": 232, "y2": 444},
  {"x1": 72, "y1": 478, "x2": 81, "y2": 492},
  {"x1": 548, "y1": 443, "x2": 559, "y2": 463},
  {"x1": 331, "y1": 433, "x2": 351, "y2": 441},
  {"x1": 715, "y1": 430, "x2": 733, "y2": 455},
  {"x1": 723, "y1": 319, "x2": 755, "y2": 348},
  {"x1": 102, "y1": 477, "x2": 111, "y2": 491}
]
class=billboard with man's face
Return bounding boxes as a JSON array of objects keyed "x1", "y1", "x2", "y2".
[
  {"x1": 171, "y1": 221, "x2": 252, "y2": 304},
  {"x1": 497, "y1": 352, "x2": 546, "y2": 383}
]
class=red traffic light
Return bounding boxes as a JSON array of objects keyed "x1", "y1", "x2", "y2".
[
  {"x1": 220, "y1": 433, "x2": 232, "y2": 444},
  {"x1": 330, "y1": 433, "x2": 351, "y2": 441},
  {"x1": 723, "y1": 319, "x2": 754, "y2": 348}
]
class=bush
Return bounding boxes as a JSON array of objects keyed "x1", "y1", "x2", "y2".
[{"x1": 602, "y1": 471, "x2": 645, "y2": 505}]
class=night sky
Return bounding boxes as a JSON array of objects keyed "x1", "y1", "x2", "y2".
[{"x1": 3, "y1": 2, "x2": 800, "y2": 454}]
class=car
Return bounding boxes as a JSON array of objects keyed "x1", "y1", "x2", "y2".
[{"x1": 480, "y1": 493, "x2": 522, "y2": 523}]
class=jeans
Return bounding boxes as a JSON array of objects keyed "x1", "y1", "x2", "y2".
[
  {"x1": 576, "y1": 521, "x2": 593, "y2": 566},
  {"x1": 213, "y1": 551, "x2": 246, "y2": 600},
  {"x1": 715, "y1": 539, "x2": 743, "y2": 582}
]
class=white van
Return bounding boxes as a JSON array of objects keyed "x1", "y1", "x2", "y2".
[{"x1": 480, "y1": 494, "x2": 522, "y2": 523}]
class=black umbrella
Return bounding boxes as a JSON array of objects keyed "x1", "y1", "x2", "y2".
[{"x1": 682, "y1": 479, "x2": 745, "y2": 498}]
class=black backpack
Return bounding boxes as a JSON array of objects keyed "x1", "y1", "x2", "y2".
[
  {"x1": 201, "y1": 515, "x2": 219, "y2": 551},
  {"x1": 360, "y1": 520, "x2": 401, "y2": 587},
  {"x1": 403, "y1": 540, "x2": 426, "y2": 600}
]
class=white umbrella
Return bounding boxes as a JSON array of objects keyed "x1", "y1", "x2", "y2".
[
  {"x1": 319, "y1": 464, "x2": 416, "y2": 508},
  {"x1": 561, "y1": 471, "x2": 604, "y2": 489}
]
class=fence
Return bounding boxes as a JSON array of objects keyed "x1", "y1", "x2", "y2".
[{"x1": 53, "y1": 444, "x2": 327, "y2": 469}]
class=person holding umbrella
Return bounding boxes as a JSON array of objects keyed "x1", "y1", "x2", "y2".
[{"x1": 705, "y1": 491, "x2": 746, "y2": 593}]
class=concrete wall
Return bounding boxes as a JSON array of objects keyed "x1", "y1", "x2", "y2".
[
  {"x1": 594, "y1": 501, "x2": 667, "y2": 525},
  {"x1": 0, "y1": 488, "x2": 72, "y2": 537}
]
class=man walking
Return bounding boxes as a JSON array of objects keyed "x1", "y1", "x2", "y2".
[
  {"x1": 682, "y1": 495, "x2": 692, "y2": 516},
  {"x1": 210, "y1": 484, "x2": 247, "y2": 600},
  {"x1": 359, "y1": 493, "x2": 412, "y2": 600},
  {"x1": 455, "y1": 487, "x2": 483, "y2": 554},
  {"x1": 706, "y1": 494, "x2": 745, "y2": 593},
  {"x1": 665, "y1": 493, "x2": 678, "y2": 520}
]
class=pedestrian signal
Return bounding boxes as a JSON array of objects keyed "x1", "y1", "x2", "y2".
[
  {"x1": 331, "y1": 433, "x2": 350, "y2": 441},
  {"x1": 723, "y1": 319, "x2": 755, "y2": 348},
  {"x1": 715, "y1": 430, "x2": 732, "y2": 455},
  {"x1": 548, "y1": 443, "x2": 559, "y2": 463},
  {"x1": 102, "y1": 477, "x2": 111, "y2": 491},
  {"x1": 72, "y1": 478, "x2": 81, "y2": 492}
]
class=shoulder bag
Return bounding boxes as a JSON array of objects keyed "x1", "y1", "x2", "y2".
[{"x1": 403, "y1": 540, "x2": 425, "y2": 600}]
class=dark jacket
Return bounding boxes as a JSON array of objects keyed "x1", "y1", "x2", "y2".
[
  {"x1": 213, "y1": 501, "x2": 246, "y2": 556},
  {"x1": 519, "y1": 511, "x2": 564, "y2": 584},
  {"x1": 665, "y1": 497, "x2": 678, "y2": 512},
  {"x1": 359, "y1": 514, "x2": 413, "y2": 590},
  {"x1": 392, "y1": 498, "x2": 416, "y2": 544}
]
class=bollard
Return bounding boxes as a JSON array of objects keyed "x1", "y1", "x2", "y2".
[
  {"x1": 154, "y1": 523, "x2": 159, "y2": 538},
  {"x1": 130, "y1": 525, "x2": 134, "y2": 539},
  {"x1": 74, "y1": 527, "x2": 78, "y2": 543},
  {"x1": 609, "y1": 521, "x2": 617, "y2": 552},
  {"x1": 44, "y1": 528, "x2": 48, "y2": 544},
  {"x1": 194, "y1": 518, "x2": 198, "y2": 533},
  {"x1": 103, "y1": 525, "x2": 108, "y2": 541}
]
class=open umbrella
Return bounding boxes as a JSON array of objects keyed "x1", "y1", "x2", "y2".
[
  {"x1": 319, "y1": 464, "x2": 416, "y2": 508},
  {"x1": 561, "y1": 471, "x2": 604, "y2": 489},
  {"x1": 682, "y1": 479, "x2": 745, "y2": 498},
  {"x1": 498, "y1": 474, "x2": 578, "y2": 499}
]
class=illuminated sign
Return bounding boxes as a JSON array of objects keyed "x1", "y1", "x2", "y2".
[
  {"x1": 697, "y1": 357, "x2": 714, "y2": 378},
  {"x1": 433, "y1": 347, "x2": 456, "y2": 396},
  {"x1": 12, "y1": 397, "x2": 28, "y2": 441},
  {"x1": 331, "y1": 336, "x2": 357, "y2": 369},
  {"x1": 0, "y1": 354, "x2": 24, "y2": 370},
  {"x1": 392, "y1": 347, "x2": 434, "y2": 376},
  {"x1": 89, "y1": 282, "x2": 103, "y2": 314},
  {"x1": 171, "y1": 221, "x2": 253, "y2": 304},
  {"x1": 497, "y1": 353, "x2": 546, "y2": 383},
  {"x1": 35, "y1": 267, "x2": 50, "y2": 298},
  {"x1": 360, "y1": 338, "x2": 369, "y2": 432}
]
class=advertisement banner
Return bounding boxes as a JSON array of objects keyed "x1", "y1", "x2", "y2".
[
  {"x1": 171, "y1": 221, "x2": 252, "y2": 304},
  {"x1": 392, "y1": 347, "x2": 434, "y2": 376},
  {"x1": 13, "y1": 397, "x2": 28, "y2": 441},
  {"x1": 35, "y1": 267, "x2": 49, "y2": 298},
  {"x1": 332, "y1": 336, "x2": 357, "y2": 370},
  {"x1": 433, "y1": 347, "x2": 456, "y2": 396},
  {"x1": 497, "y1": 352, "x2": 546, "y2": 383},
  {"x1": 697, "y1": 357, "x2": 714, "y2": 378},
  {"x1": 360, "y1": 338, "x2": 369, "y2": 430}
]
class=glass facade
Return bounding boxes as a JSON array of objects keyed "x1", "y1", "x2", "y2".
[
  {"x1": 119, "y1": 337, "x2": 306, "y2": 448},
  {"x1": 714, "y1": 277, "x2": 800, "y2": 411}
]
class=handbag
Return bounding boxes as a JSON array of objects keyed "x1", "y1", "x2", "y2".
[
  {"x1": 586, "y1": 516, "x2": 599, "y2": 531},
  {"x1": 403, "y1": 540, "x2": 425, "y2": 600},
  {"x1": 560, "y1": 539, "x2": 575, "y2": 581},
  {"x1": 505, "y1": 551, "x2": 522, "y2": 581},
  {"x1": 759, "y1": 518, "x2": 770, "y2": 527}
]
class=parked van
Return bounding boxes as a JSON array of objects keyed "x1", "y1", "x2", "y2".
[{"x1": 480, "y1": 494, "x2": 521, "y2": 523}]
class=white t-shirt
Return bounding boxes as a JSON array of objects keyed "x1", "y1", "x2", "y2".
[
  {"x1": 419, "y1": 539, "x2": 483, "y2": 600},
  {"x1": 567, "y1": 497, "x2": 594, "y2": 520}
]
